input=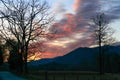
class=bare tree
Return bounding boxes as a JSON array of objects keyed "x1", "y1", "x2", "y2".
[
  {"x1": 92, "y1": 13, "x2": 115, "y2": 74},
  {"x1": 0, "y1": 0, "x2": 53, "y2": 73}
]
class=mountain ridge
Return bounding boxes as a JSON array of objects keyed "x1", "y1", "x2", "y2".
[{"x1": 29, "y1": 45, "x2": 120, "y2": 72}]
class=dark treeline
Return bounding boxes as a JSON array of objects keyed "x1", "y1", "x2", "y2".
[
  {"x1": 0, "y1": 39, "x2": 23, "y2": 72},
  {"x1": 6, "y1": 39, "x2": 23, "y2": 73}
]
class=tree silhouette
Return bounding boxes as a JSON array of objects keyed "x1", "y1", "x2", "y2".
[
  {"x1": 0, "y1": 45, "x2": 3, "y2": 65},
  {"x1": 5, "y1": 39, "x2": 22, "y2": 72},
  {"x1": 0, "y1": 0, "x2": 53, "y2": 73},
  {"x1": 92, "y1": 13, "x2": 115, "y2": 74}
]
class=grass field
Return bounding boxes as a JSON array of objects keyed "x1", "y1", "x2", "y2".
[
  {"x1": 1, "y1": 63, "x2": 120, "y2": 80},
  {"x1": 20, "y1": 71, "x2": 120, "y2": 80}
]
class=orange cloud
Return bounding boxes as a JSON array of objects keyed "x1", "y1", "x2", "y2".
[
  {"x1": 63, "y1": 26, "x2": 72, "y2": 33},
  {"x1": 41, "y1": 52, "x2": 63, "y2": 58},
  {"x1": 73, "y1": 0, "x2": 81, "y2": 12},
  {"x1": 53, "y1": 34, "x2": 65, "y2": 38}
]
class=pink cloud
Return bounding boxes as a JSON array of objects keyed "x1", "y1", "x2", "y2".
[{"x1": 73, "y1": 0, "x2": 81, "y2": 12}]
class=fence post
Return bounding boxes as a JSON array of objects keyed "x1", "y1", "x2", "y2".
[
  {"x1": 115, "y1": 77, "x2": 118, "y2": 80},
  {"x1": 45, "y1": 71, "x2": 48, "y2": 80},
  {"x1": 53, "y1": 74, "x2": 55, "y2": 80},
  {"x1": 63, "y1": 73, "x2": 66, "y2": 80},
  {"x1": 76, "y1": 74, "x2": 79, "y2": 80}
]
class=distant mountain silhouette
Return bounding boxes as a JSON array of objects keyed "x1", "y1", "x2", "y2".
[
  {"x1": 112, "y1": 42, "x2": 120, "y2": 46},
  {"x1": 29, "y1": 45, "x2": 120, "y2": 72}
]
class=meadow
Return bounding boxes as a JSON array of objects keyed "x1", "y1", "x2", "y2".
[
  {"x1": 1, "y1": 63, "x2": 120, "y2": 80},
  {"x1": 21, "y1": 71, "x2": 120, "y2": 80}
]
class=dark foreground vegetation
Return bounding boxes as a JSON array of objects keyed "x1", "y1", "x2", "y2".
[
  {"x1": 1, "y1": 61, "x2": 120, "y2": 80},
  {"x1": 19, "y1": 71, "x2": 120, "y2": 80}
]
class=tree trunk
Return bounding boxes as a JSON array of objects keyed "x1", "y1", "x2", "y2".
[
  {"x1": 19, "y1": 53, "x2": 23, "y2": 73},
  {"x1": 24, "y1": 45, "x2": 28, "y2": 73},
  {"x1": 24, "y1": 55, "x2": 28, "y2": 73},
  {"x1": 99, "y1": 35, "x2": 104, "y2": 75},
  {"x1": 18, "y1": 43, "x2": 23, "y2": 73},
  {"x1": 24, "y1": 57, "x2": 28, "y2": 73}
]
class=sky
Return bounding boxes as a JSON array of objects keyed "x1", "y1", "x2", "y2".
[
  {"x1": 35, "y1": 0, "x2": 120, "y2": 57},
  {"x1": 0, "y1": 0, "x2": 120, "y2": 60},
  {"x1": 35, "y1": 0, "x2": 120, "y2": 59}
]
